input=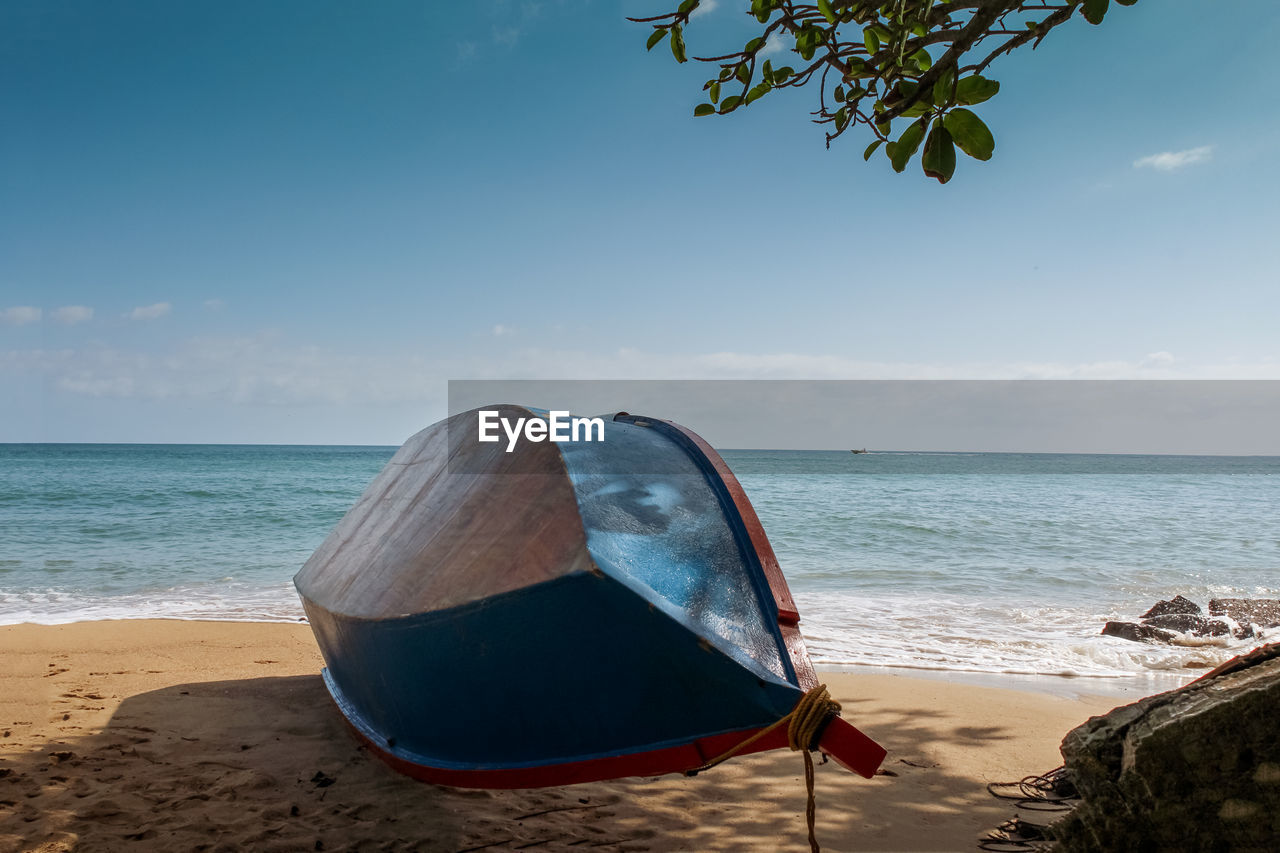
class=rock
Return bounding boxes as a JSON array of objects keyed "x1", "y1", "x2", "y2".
[
  {"x1": 1101, "y1": 621, "x2": 1175, "y2": 644},
  {"x1": 1052, "y1": 643, "x2": 1280, "y2": 851},
  {"x1": 1141, "y1": 613, "x2": 1232, "y2": 637},
  {"x1": 1140, "y1": 595, "x2": 1202, "y2": 619},
  {"x1": 1209, "y1": 598, "x2": 1280, "y2": 629}
]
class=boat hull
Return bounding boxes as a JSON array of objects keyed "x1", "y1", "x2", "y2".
[{"x1": 296, "y1": 407, "x2": 885, "y2": 787}]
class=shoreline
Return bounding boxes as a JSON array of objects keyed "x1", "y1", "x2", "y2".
[
  {"x1": 820, "y1": 662, "x2": 1193, "y2": 700},
  {"x1": 0, "y1": 614, "x2": 1206, "y2": 698},
  {"x1": 0, "y1": 619, "x2": 1136, "y2": 851}
]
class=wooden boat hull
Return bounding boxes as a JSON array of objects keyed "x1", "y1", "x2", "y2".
[{"x1": 296, "y1": 407, "x2": 884, "y2": 788}]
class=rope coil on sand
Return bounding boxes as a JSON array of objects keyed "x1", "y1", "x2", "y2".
[{"x1": 685, "y1": 684, "x2": 843, "y2": 853}]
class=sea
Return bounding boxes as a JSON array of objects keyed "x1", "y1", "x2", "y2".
[{"x1": 3, "y1": 444, "x2": 1278, "y2": 689}]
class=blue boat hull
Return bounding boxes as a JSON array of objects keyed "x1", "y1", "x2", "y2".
[{"x1": 295, "y1": 407, "x2": 885, "y2": 787}]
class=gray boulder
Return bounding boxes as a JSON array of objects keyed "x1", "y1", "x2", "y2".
[{"x1": 1052, "y1": 644, "x2": 1280, "y2": 851}]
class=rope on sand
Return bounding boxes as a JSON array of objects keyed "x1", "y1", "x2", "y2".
[
  {"x1": 986, "y1": 765, "x2": 1078, "y2": 811},
  {"x1": 684, "y1": 684, "x2": 843, "y2": 853}
]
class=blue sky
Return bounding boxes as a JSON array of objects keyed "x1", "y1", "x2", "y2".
[{"x1": 2, "y1": 1, "x2": 1278, "y2": 444}]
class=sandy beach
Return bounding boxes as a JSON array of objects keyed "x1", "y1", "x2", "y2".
[{"x1": 0, "y1": 620, "x2": 1131, "y2": 852}]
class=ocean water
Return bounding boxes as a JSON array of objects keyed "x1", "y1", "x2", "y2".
[{"x1": 3, "y1": 444, "x2": 1278, "y2": 683}]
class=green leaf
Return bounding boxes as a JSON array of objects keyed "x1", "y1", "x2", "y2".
[
  {"x1": 736, "y1": 63, "x2": 751, "y2": 84},
  {"x1": 889, "y1": 120, "x2": 926, "y2": 173},
  {"x1": 646, "y1": 29, "x2": 667, "y2": 51},
  {"x1": 797, "y1": 26, "x2": 823, "y2": 61},
  {"x1": 773, "y1": 65, "x2": 794, "y2": 83},
  {"x1": 834, "y1": 85, "x2": 845, "y2": 102},
  {"x1": 942, "y1": 108, "x2": 994, "y2": 161},
  {"x1": 863, "y1": 28, "x2": 880, "y2": 54},
  {"x1": 912, "y1": 48, "x2": 933, "y2": 71},
  {"x1": 709, "y1": 80, "x2": 721, "y2": 103},
  {"x1": 921, "y1": 120, "x2": 956, "y2": 184},
  {"x1": 835, "y1": 107, "x2": 848, "y2": 130},
  {"x1": 955, "y1": 75, "x2": 1000, "y2": 105},
  {"x1": 817, "y1": 0, "x2": 836, "y2": 24},
  {"x1": 932, "y1": 67, "x2": 956, "y2": 107},
  {"x1": 670, "y1": 25, "x2": 687, "y2": 63},
  {"x1": 863, "y1": 139, "x2": 884, "y2": 161},
  {"x1": 720, "y1": 94, "x2": 742, "y2": 113},
  {"x1": 762, "y1": 59, "x2": 774, "y2": 83},
  {"x1": 746, "y1": 82, "x2": 770, "y2": 104},
  {"x1": 694, "y1": 103, "x2": 716, "y2": 117},
  {"x1": 745, "y1": 37, "x2": 764, "y2": 53},
  {"x1": 1082, "y1": 0, "x2": 1109, "y2": 24},
  {"x1": 901, "y1": 100, "x2": 932, "y2": 118},
  {"x1": 677, "y1": 0, "x2": 699, "y2": 14}
]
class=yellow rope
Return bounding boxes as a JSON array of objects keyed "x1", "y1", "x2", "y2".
[{"x1": 685, "y1": 684, "x2": 843, "y2": 853}]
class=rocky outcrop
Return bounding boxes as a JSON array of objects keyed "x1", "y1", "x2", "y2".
[
  {"x1": 1210, "y1": 598, "x2": 1280, "y2": 629},
  {"x1": 1142, "y1": 613, "x2": 1234, "y2": 636},
  {"x1": 1101, "y1": 621, "x2": 1175, "y2": 644},
  {"x1": 1052, "y1": 644, "x2": 1280, "y2": 851},
  {"x1": 1140, "y1": 595, "x2": 1202, "y2": 619},
  {"x1": 1103, "y1": 596, "x2": 1262, "y2": 644}
]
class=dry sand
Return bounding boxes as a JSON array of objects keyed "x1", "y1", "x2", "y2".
[{"x1": 1, "y1": 620, "x2": 1129, "y2": 852}]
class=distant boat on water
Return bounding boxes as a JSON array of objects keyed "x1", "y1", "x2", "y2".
[
  {"x1": 850, "y1": 448, "x2": 868, "y2": 454},
  {"x1": 295, "y1": 405, "x2": 886, "y2": 788}
]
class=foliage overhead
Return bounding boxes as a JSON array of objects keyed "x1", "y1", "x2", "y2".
[{"x1": 631, "y1": 0, "x2": 1138, "y2": 183}]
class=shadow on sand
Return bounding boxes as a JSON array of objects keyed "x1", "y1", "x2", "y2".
[{"x1": 2, "y1": 677, "x2": 1030, "y2": 851}]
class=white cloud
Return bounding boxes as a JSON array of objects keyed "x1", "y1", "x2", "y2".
[
  {"x1": 690, "y1": 0, "x2": 718, "y2": 19},
  {"x1": 760, "y1": 31, "x2": 790, "y2": 56},
  {"x1": 0, "y1": 306, "x2": 42, "y2": 326},
  {"x1": 51, "y1": 305, "x2": 94, "y2": 325},
  {"x1": 128, "y1": 302, "x2": 171, "y2": 321},
  {"x1": 0, "y1": 335, "x2": 431, "y2": 407},
  {"x1": 202, "y1": 299, "x2": 225, "y2": 311},
  {"x1": 493, "y1": 26, "x2": 520, "y2": 46},
  {"x1": 1134, "y1": 146, "x2": 1213, "y2": 171},
  {"x1": 4, "y1": 338, "x2": 1278, "y2": 420},
  {"x1": 492, "y1": 324, "x2": 512, "y2": 336}
]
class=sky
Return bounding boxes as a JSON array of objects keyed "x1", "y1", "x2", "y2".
[{"x1": 2, "y1": 1, "x2": 1278, "y2": 445}]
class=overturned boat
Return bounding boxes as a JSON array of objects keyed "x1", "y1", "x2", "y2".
[{"x1": 295, "y1": 405, "x2": 885, "y2": 788}]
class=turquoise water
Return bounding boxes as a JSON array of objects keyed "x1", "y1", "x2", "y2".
[
  {"x1": 0, "y1": 444, "x2": 391, "y2": 621},
  {"x1": 2, "y1": 444, "x2": 1277, "y2": 678}
]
